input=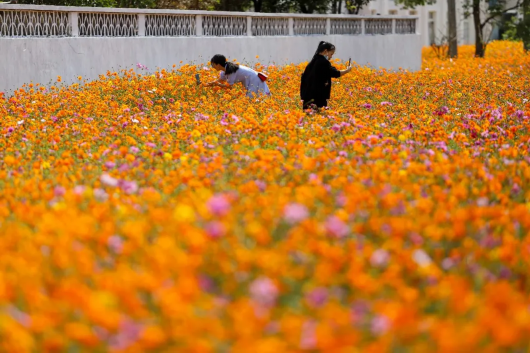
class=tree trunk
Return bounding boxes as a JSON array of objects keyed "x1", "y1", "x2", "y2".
[
  {"x1": 252, "y1": 0, "x2": 261, "y2": 12},
  {"x1": 332, "y1": 0, "x2": 337, "y2": 13},
  {"x1": 523, "y1": 0, "x2": 530, "y2": 52},
  {"x1": 447, "y1": 0, "x2": 458, "y2": 57},
  {"x1": 473, "y1": 0, "x2": 485, "y2": 57},
  {"x1": 337, "y1": 0, "x2": 342, "y2": 13},
  {"x1": 300, "y1": 2, "x2": 310, "y2": 13}
]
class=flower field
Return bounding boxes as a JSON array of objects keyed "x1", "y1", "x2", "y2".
[{"x1": 0, "y1": 41, "x2": 529, "y2": 352}]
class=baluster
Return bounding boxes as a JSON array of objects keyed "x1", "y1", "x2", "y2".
[
  {"x1": 361, "y1": 19, "x2": 365, "y2": 35},
  {"x1": 247, "y1": 16, "x2": 252, "y2": 36},
  {"x1": 196, "y1": 15, "x2": 203, "y2": 36},
  {"x1": 69, "y1": 12, "x2": 79, "y2": 37},
  {"x1": 138, "y1": 14, "x2": 145, "y2": 36}
]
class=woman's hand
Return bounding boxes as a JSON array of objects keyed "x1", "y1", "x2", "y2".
[
  {"x1": 204, "y1": 80, "x2": 232, "y2": 89},
  {"x1": 340, "y1": 66, "x2": 352, "y2": 77}
]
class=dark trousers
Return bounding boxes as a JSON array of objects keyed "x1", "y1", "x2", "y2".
[{"x1": 303, "y1": 99, "x2": 327, "y2": 111}]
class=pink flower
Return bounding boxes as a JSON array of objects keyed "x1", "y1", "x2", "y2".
[
  {"x1": 94, "y1": 188, "x2": 108, "y2": 201},
  {"x1": 325, "y1": 216, "x2": 349, "y2": 238},
  {"x1": 300, "y1": 320, "x2": 317, "y2": 350},
  {"x1": 130, "y1": 146, "x2": 140, "y2": 154},
  {"x1": 73, "y1": 185, "x2": 86, "y2": 195},
  {"x1": 477, "y1": 197, "x2": 489, "y2": 207},
  {"x1": 100, "y1": 173, "x2": 119, "y2": 187},
  {"x1": 305, "y1": 287, "x2": 328, "y2": 308},
  {"x1": 254, "y1": 180, "x2": 266, "y2": 192},
  {"x1": 207, "y1": 194, "x2": 230, "y2": 216},
  {"x1": 108, "y1": 235, "x2": 123, "y2": 254},
  {"x1": 53, "y1": 186, "x2": 66, "y2": 197},
  {"x1": 371, "y1": 315, "x2": 390, "y2": 335},
  {"x1": 249, "y1": 277, "x2": 278, "y2": 307},
  {"x1": 331, "y1": 124, "x2": 341, "y2": 132},
  {"x1": 198, "y1": 275, "x2": 214, "y2": 292},
  {"x1": 370, "y1": 249, "x2": 389, "y2": 267},
  {"x1": 109, "y1": 318, "x2": 143, "y2": 350},
  {"x1": 120, "y1": 180, "x2": 138, "y2": 195},
  {"x1": 283, "y1": 203, "x2": 309, "y2": 224},
  {"x1": 7, "y1": 306, "x2": 31, "y2": 327},
  {"x1": 205, "y1": 221, "x2": 225, "y2": 238}
]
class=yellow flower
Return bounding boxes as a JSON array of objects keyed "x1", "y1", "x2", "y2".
[{"x1": 173, "y1": 204, "x2": 195, "y2": 222}]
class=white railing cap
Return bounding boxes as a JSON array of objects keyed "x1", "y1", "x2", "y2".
[{"x1": 0, "y1": 4, "x2": 419, "y2": 19}]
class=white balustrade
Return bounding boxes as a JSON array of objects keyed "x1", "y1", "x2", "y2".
[
  {"x1": 202, "y1": 15, "x2": 247, "y2": 36},
  {"x1": 145, "y1": 14, "x2": 195, "y2": 36},
  {"x1": 78, "y1": 12, "x2": 137, "y2": 37},
  {"x1": 0, "y1": 4, "x2": 417, "y2": 38},
  {"x1": 365, "y1": 18, "x2": 393, "y2": 35},
  {"x1": 252, "y1": 17, "x2": 289, "y2": 36},
  {"x1": 0, "y1": 8, "x2": 70, "y2": 37},
  {"x1": 293, "y1": 18, "x2": 327, "y2": 35},
  {"x1": 330, "y1": 19, "x2": 362, "y2": 35}
]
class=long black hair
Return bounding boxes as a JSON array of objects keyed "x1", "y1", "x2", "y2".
[
  {"x1": 314, "y1": 41, "x2": 335, "y2": 56},
  {"x1": 211, "y1": 54, "x2": 239, "y2": 75},
  {"x1": 303, "y1": 41, "x2": 336, "y2": 75}
]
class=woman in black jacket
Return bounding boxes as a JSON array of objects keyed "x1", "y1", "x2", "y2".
[{"x1": 300, "y1": 41, "x2": 353, "y2": 111}]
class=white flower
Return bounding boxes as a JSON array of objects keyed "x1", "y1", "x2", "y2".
[
  {"x1": 100, "y1": 173, "x2": 119, "y2": 187},
  {"x1": 17, "y1": 120, "x2": 24, "y2": 125},
  {"x1": 412, "y1": 249, "x2": 432, "y2": 267},
  {"x1": 441, "y1": 258, "x2": 454, "y2": 270}
]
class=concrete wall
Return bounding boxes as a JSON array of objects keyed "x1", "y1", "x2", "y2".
[
  {"x1": 357, "y1": 0, "x2": 477, "y2": 47},
  {"x1": 0, "y1": 34, "x2": 421, "y2": 94}
]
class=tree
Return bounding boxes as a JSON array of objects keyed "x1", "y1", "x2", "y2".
[
  {"x1": 394, "y1": 0, "x2": 457, "y2": 56},
  {"x1": 155, "y1": 0, "x2": 217, "y2": 10},
  {"x1": 16, "y1": 0, "x2": 120, "y2": 6},
  {"x1": 331, "y1": 0, "x2": 343, "y2": 13},
  {"x1": 251, "y1": 0, "x2": 291, "y2": 12},
  {"x1": 464, "y1": 0, "x2": 522, "y2": 57},
  {"x1": 293, "y1": 0, "x2": 329, "y2": 13},
  {"x1": 447, "y1": 0, "x2": 458, "y2": 57},
  {"x1": 214, "y1": 0, "x2": 249, "y2": 11},
  {"x1": 344, "y1": 0, "x2": 372, "y2": 14},
  {"x1": 522, "y1": 0, "x2": 530, "y2": 51}
]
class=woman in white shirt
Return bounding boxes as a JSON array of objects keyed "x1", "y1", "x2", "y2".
[{"x1": 205, "y1": 54, "x2": 271, "y2": 98}]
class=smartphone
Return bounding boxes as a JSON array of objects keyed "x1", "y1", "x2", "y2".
[
  {"x1": 195, "y1": 73, "x2": 201, "y2": 85},
  {"x1": 347, "y1": 58, "x2": 351, "y2": 67}
]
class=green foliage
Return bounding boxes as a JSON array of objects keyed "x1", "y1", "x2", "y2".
[
  {"x1": 214, "y1": 0, "x2": 250, "y2": 11},
  {"x1": 393, "y1": 0, "x2": 436, "y2": 9},
  {"x1": 16, "y1": 0, "x2": 155, "y2": 7},
  {"x1": 15, "y1": 0, "x2": 373, "y2": 13},
  {"x1": 344, "y1": 0, "x2": 372, "y2": 14},
  {"x1": 155, "y1": 0, "x2": 218, "y2": 10},
  {"x1": 502, "y1": 16, "x2": 522, "y2": 41}
]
